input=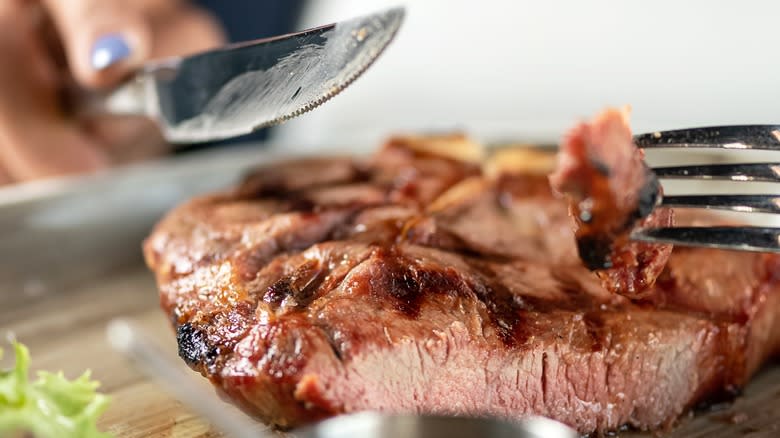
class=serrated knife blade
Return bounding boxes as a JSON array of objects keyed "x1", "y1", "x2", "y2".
[{"x1": 100, "y1": 7, "x2": 405, "y2": 143}]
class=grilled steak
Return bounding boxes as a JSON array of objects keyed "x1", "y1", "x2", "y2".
[{"x1": 144, "y1": 123, "x2": 780, "y2": 434}]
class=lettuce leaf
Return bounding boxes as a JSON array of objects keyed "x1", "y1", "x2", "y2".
[{"x1": 0, "y1": 342, "x2": 112, "y2": 437}]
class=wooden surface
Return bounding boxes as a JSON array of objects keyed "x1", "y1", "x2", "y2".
[
  {"x1": 1, "y1": 263, "x2": 223, "y2": 437},
  {"x1": 1, "y1": 261, "x2": 779, "y2": 437}
]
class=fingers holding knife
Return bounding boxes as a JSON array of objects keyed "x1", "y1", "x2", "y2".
[{"x1": 0, "y1": 0, "x2": 226, "y2": 185}]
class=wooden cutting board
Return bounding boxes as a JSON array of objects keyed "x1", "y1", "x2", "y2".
[{"x1": 1, "y1": 261, "x2": 778, "y2": 437}]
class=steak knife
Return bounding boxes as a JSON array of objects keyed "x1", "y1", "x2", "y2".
[{"x1": 95, "y1": 7, "x2": 405, "y2": 143}]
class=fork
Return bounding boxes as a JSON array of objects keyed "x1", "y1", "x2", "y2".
[{"x1": 631, "y1": 124, "x2": 780, "y2": 253}]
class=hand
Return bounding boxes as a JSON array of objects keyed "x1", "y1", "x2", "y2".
[{"x1": 0, "y1": 0, "x2": 226, "y2": 185}]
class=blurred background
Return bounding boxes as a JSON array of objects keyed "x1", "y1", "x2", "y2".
[{"x1": 277, "y1": 0, "x2": 780, "y2": 149}]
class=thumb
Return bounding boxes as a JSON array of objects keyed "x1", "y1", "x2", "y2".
[{"x1": 43, "y1": 0, "x2": 152, "y2": 88}]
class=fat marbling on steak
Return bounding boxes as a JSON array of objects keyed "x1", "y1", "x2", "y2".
[{"x1": 143, "y1": 118, "x2": 780, "y2": 434}]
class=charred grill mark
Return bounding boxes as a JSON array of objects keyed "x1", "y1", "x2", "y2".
[
  {"x1": 234, "y1": 179, "x2": 286, "y2": 200},
  {"x1": 352, "y1": 164, "x2": 373, "y2": 183},
  {"x1": 174, "y1": 301, "x2": 255, "y2": 373},
  {"x1": 383, "y1": 263, "x2": 421, "y2": 316},
  {"x1": 576, "y1": 235, "x2": 614, "y2": 270},
  {"x1": 176, "y1": 323, "x2": 218, "y2": 367},
  {"x1": 233, "y1": 178, "x2": 317, "y2": 214},
  {"x1": 264, "y1": 260, "x2": 327, "y2": 308},
  {"x1": 463, "y1": 261, "x2": 532, "y2": 347},
  {"x1": 476, "y1": 285, "x2": 529, "y2": 347},
  {"x1": 465, "y1": 260, "x2": 620, "y2": 348},
  {"x1": 264, "y1": 281, "x2": 290, "y2": 306},
  {"x1": 251, "y1": 187, "x2": 318, "y2": 214},
  {"x1": 368, "y1": 247, "x2": 467, "y2": 317},
  {"x1": 288, "y1": 198, "x2": 317, "y2": 214}
]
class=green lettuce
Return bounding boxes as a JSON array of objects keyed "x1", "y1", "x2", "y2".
[{"x1": 0, "y1": 342, "x2": 112, "y2": 437}]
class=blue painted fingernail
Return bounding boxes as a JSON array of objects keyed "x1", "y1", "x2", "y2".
[{"x1": 90, "y1": 34, "x2": 131, "y2": 70}]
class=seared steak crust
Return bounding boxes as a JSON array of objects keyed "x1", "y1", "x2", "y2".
[{"x1": 144, "y1": 134, "x2": 780, "y2": 434}]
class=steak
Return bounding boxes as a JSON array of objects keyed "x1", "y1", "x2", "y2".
[
  {"x1": 144, "y1": 124, "x2": 780, "y2": 435},
  {"x1": 549, "y1": 108, "x2": 673, "y2": 298}
]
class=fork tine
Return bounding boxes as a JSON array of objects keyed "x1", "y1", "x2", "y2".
[
  {"x1": 635, "y1": 125, "x2": 780, "y2": 150},
  {"x1": 631, "y1": 226, "x2": 780, "y2": 253},
  {"x1": 634, "y1": 124, "x2": 780, "y2": 252},
  {"x1": 653, "y1": 163, "x2": 780, "y2": 182},
  {"x1": 661, "y1": 194, "x2": 780, "y2": 214}
]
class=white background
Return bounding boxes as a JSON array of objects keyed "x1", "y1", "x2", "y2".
[{"x1": 274, "y1": 0, "x2": 780, "y2": 150}]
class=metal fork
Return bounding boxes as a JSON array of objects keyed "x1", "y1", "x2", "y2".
[{"x1": 631, "y1": 125, "x2": 780, "y2": 252}]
